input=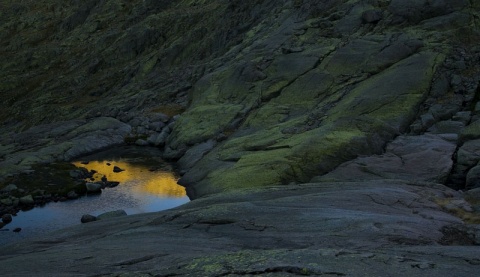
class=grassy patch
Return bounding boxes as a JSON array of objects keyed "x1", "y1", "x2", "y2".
[{"x1": 0, "y1": 162, "x2": 85, "y2": 198}]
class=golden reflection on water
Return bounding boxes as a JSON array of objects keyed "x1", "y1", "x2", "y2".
[{"x1": 72, "y1": 161, "x2": 186, "y2": 198}]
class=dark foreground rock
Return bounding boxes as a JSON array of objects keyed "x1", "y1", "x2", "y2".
[
  {"x1": 0, "y1": 180, "x2": 479, "y2": 276},
  {"x1": 80, "y1": 214, "x2": 97, "y2": 224}
]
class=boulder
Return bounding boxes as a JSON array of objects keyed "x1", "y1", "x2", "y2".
[
  {"x1": 86, "y1": 182, "x2": 102, "y2": 194},
  {"x1": 315, "y1": 134, "x2": 456, "y2": 184},
  {"x1": 0, "y1": 198, "x2": 13, "y2": 206},
  {"x1": 97, "y1": 210, "x2": 127, "y2": 220},
  {"x1": 0, "y1": 184, "x2": 18, "y2": 193},
  {"x1": 466, "y1": 165, "x2": 480, "y2": 190},
  {"x1": 456, "y1": 139, "x2": 480, "y2": 167},
  {"x1": 81, "y1": 214, "x2": 97, "y2": 223},
  {"x1": 428, "y1": 120, "x2": 465, "y2": 135},
  {"x1": 460, "y1": 119, "x2": 480, "y2": 143},
  {"x1": 19, "y1": 195, "x2": 34, "y2": 206},
  {"x1": 177, "y1": 140, "x2": 217, "y2": 170},
  {"x1": 148, "y1": 121, "x2": 165, "y2": 132}
]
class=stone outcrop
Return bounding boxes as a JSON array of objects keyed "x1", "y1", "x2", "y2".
[
  {"x1": 1, "y1": 0, "x2": 480, "y2": 275},
  {"x1": 0, "y1": 180, "x2": 479, "y2": 276},
  {"x1": 165, "y1": 0, "x2": 479, "y2": 199}
]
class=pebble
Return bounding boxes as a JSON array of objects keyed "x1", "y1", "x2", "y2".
[{"x1": 86, "y1": 183, "x2": 102, "y2": 194}]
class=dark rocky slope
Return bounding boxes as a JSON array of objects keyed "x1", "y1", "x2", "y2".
[{"x1": 1, "y1": 0, "x2": 480, "y2": 275}]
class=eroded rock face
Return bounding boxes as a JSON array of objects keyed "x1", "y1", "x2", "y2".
[
  {"x1": 0, "y1": 0, "x2": 479, "y2": 198},
  {"x1": 165, "y1": 0, "x2": 479, "y2": 198},
  {"x1": 1, "y1": 0, "x2": 480, "y2": 276}
]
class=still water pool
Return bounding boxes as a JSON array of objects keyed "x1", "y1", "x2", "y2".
[{"x1": 0, "y1": 146, "x2": 189, "y2": 245}]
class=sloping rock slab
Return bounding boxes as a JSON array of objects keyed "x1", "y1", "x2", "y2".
[
  {"x1": 316, "y1": 134, "x2": 456, "y2": 183},
  {"x1": 0, "y1": 180, "x2": 477, "y2": 276}
]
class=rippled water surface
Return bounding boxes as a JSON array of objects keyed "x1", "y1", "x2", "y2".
[{"x1": 0, "y1": 146, "x2": 189, "y2": 245}]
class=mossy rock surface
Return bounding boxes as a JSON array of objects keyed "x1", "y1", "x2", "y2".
[
  {"x1": 0, "y1": 162, "x2": 84, "y2": 198},
  {"x1": 177, "y1": 49, "x2": 444, "y2": 198}
]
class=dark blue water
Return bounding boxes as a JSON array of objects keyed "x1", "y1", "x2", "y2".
[{"x1": 0, "y1": 146, "x2": 189, "y2": 246}]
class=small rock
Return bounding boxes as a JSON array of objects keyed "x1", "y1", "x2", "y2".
[
  {"x1": 69, "y1": 170, "x2": 82, "y2": 178},
  {"x1": 105, "y1": 181, "x2": 119, "y2": 188},
  {"x1": 80, "y1": 161, "x2": 89, "y2": 165},
  {"x1": 128, "y1": 117, "x2": 143, "y2": 127},
  {"x1": 451, "y1": 75, "x2": 462, "y2": 87},
  {"x1": 421, "y1": 113, "x2": 435, "y2": 129},
  {"x1": 2, "y1": 214, "x2": 12, "y2": 224},
  {"x1": 101, "y1": 175, "x2": 107, "y2": 182},
  {"x1": 1, "y1": 184, "x2": 18, "y2": 193},
  {"x1": 113, "y1": 166, "x2": 124, "y2": 173},
  {"x1": 453, "y1": 111, "x2": 472, "y2": 125},
  {"x1": 428, "y1": 120, "x2": 465, "y2": 135},
  {"x1": 19, "y1": 195, "x2": 34, "y2": 206},
  {"x1": 97, "y1": 210, "x2": 127, "y2": 220},
  {"x1": 149, "y1": 112, "x2": 170, "y2": 123},
  {"x1": 136, "y1": 126, "x2": 147, "y2": 134},
  {"x1": 149, "y1": 121, "x2": 166, "y2": 132},
  {"x1": 466, "y1": 165, "x2": 480, "y2": 190},
  {"x1": 67, "y1": 191, "x2": 79, "y2": 199},
  {"x1": 13, "y1": 227, "x2": 21, "y2": 233},
  {"x1": 81, "y1": 214, "x2": 97, "y2": 223},
  {"x1": 86, "y1": 183, "x2": 102, "y2": 194},
  {"x1": 0, "y1": 222, "x2": 5, "y2": 229},
  {"x1": 0, "y1": 198, "x2": 13, "y2": 206}
]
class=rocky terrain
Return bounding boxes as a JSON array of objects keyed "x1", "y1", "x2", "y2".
[{"x1": 1, "y1": 0, "x2": 480, "y2": 275}]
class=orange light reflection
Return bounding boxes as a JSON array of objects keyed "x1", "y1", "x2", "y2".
[{"x1": 72, "y1": 161, "x2": 186, "y2": 198}]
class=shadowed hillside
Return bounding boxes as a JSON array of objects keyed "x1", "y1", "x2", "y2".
[{"x1": 1, "y1": 1, "x2": 480, "y2": 275}]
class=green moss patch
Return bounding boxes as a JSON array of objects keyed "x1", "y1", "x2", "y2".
[{"x1": 0, "y1": 162, "x2": 85, "y2": 198}]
